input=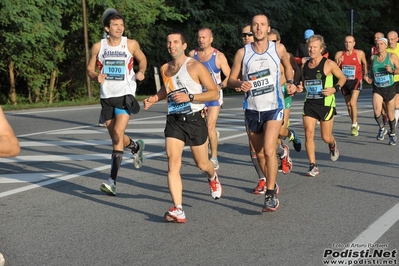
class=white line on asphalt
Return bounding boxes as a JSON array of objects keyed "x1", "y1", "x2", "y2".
[
  {"x1": 0, "y1": 172, "x2": 68, "y2": 183},
  {"x1": 0, "y1": 133, "x2": 245, "y2": 197},
  {"x1": 17, "y1": 115, "x2": 166, "y2": 137},
  {"x1": 18, "y1": 139, "x2": 164, "y2": 147}
]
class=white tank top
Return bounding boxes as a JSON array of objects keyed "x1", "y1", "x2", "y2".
[
  {"x1": 162, "y1": 57, "x2": 205, "y2": 114},
  {"x1": 97, "y1": 37, "x2": 137, "y2": 99},
  {"x1": 241, "y1": 42, "x2": 285, "y2": 111}
]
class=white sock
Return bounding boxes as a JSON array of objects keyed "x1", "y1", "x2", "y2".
[
  {"x1": 395, "y1": 109, "x2": 399, "y2": 127},
  {"x1": 209, "y1": 173, "x2": 216, "y2": 180},
  {"x1": 352, "y1": 122, "x2": 358, "y2": 127}
]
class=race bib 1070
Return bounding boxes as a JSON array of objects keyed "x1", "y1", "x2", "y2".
[{"x1": 104, "y1": 60, "x2": 125, "y2": 81}]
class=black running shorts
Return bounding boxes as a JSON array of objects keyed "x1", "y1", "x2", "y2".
[
  {"x1": 342, "y1": 78, "x2": 362, "y2": 96},
  {"x1": 101, "y1": 95, "x2": 139, "y2": 120},
  {"x1": 164, "y1": 111, "x2": 208, "y2": 146},
  {"x1": 303, "y1": 99, "x2": 336, "y2": 121},
  {"x1": 373, "y1": 85, "x2": 396, "y2": 102},
  {"x1": 394, "y1": 82, "x2": 399, "y2": 94}
]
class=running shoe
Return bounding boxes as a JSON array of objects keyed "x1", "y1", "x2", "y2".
[
  {"x1": 253, "y1": 179, "x2": 266, "y2": 194},
  {"x1": 351, "y1": 124, "x2": 359, "y2": 136},
  {"x1": 376, "y1": 127, "x2": 387, "y2": 140},
  {"x1": 164, "y1": 205, "x2": 186, "y2": 223},
  {"x1": 288, "y1": 129, "x2": 302, "y2": 152},
  {"x1": 100, "y1": 183, "x2": 116, "y2": 196},
  {"x1": 208, "y1": 172, "x2": 222, "y2": 199},
  {"x1": 210, "y1": 157, "x2": 219, "y2": 170},
  {"x1": 132, "y1": 139, "x2": 145, "y2": 168},
  {"x1": 273, "y1": 183, "x2": 280, "y2": 196},
  {"x1": 262, "y1": 194, "x2": 280, "y2": 212},
  {"x1": 306, "y1": 164, "x2": 319, "y2": 177},
  {"x1": 280, "y1": 144, "x2": 293, "y2": 174},
  {"x1": 389, "y1": 134, "x2": 397, "y2": 145},
  {"x1": 278, "y1": 163, "x2": 282, "y2": 173},
  {"x1": 329, "y1": 141, "x2": 339, "y2": 162}
]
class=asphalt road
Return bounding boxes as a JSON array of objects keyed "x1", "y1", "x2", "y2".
[{"x1": 1, "y1": 89, "x2": 398, "y2": 266}]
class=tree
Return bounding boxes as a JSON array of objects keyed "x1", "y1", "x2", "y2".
[{"x1": 0, "y1": 0, "x2": 67, "y2": 105}]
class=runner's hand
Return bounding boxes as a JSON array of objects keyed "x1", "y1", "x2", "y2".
[{"x1": 143, "y1": 95, "x2": 157, "y2": 110}]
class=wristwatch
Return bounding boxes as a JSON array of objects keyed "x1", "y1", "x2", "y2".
[
  {"x1": 189, "y1": 94, "x2": 194, "y2": 102},
  {"x1": 218, "y1": 82, "x2": 225, "y2": 89},
  {"x1": 334, "y1": 84, "x2": 341, "y2": 93}
]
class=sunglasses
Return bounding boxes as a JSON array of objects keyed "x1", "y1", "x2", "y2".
[
  {"x1": 242, "y1": 32, "x2": 253, "y2": 37},
  {"x1": 270, "y1": 40, "x2": 277, "y2": 42}
]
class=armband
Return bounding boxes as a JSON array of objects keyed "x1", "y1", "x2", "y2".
[{"x1": 334, "y1": 84, "x2": 341, "y2": 93}]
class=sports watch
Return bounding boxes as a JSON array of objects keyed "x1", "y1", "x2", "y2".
[{"x1": 189, "y1": 94, "x2": 194, "y2": 102}]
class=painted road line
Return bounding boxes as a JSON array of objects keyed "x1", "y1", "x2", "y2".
[{"x1": 0, "y1": 172, "x2": 68, "y2": 183}]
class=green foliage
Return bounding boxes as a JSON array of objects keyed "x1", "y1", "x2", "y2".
[{"x1": 0, "y1": 0, "x2": 68, "y2": 103}]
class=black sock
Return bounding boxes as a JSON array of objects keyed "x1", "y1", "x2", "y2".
[
  {"x1": 389, "y1": 119, "x2": 396, "y2": 135},
  {"x1": 126, "y1": 139, "x2": 138, "y2": 152},
  {"x1": 110, "y1": 150, "x2": 123, "y2": 183},
  {"x1": 265, "y1": 189, "x2": 274, "y2": 196},
  {"x1": 375, "y1": 115, "x2": 384, "y2": 129}
]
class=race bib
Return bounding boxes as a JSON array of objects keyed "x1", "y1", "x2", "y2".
[
  {"x1": 104, "y1": 60, "x2": 125, "y2": 81},
  {"x1": 167, "y1": 88, "x2": 192, "y2": 114},
  {"x1": 247, "y1": 69, "x2": 275, "y2": 97},
  {"x1": 374, "y1": 72, "x2": 390, "y2": 87},
  {"x1": 342, "y1": 65, "x2": 356, "y2": 79},
  {"x1": 305, "y1": 79, "x2": 323, "y2": 99}
]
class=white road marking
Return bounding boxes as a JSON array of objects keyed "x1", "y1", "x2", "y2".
[
  {"x1": 19, "y1": 139, "x2": 164, "y2": 147},
  {"x1": 0, "y1": 172, "x2": 68, "y2": 183}
]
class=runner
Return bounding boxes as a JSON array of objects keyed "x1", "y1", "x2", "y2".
[
  {"x1": 269, "y1": 28, "x2": 300, "y2": 177},
  {"x1": 86, "y1": 9, "x2": 147, "y2": 196},
  {"x1": 297, "y1": 35, "x2": 346, "y2": 176},
  {"x1": 386, "y1": 31, "x2": 399, "y2": 127},
  {"x1": 364, "y1": 37, "x2": 399, "y2": 145},
  {"x1": 334, "y1": 35, "x2": 368, "y2": 136},
  {"x1": 228, "y1": 14, "x2": 298, "y2": 211},
  {"x1": 0, "y1": 106, "x2": 20, "y2": 158},
  {"x1": 188, "y1": 28, "x2": 231, "y2": 170},
  {"x1": 371, "y1": 32, "x2": 389, "y2": 127},
  {"x1": 143, "y1": 30, "x2": 221, "y2": 223}
]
